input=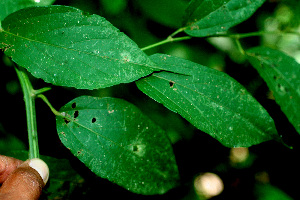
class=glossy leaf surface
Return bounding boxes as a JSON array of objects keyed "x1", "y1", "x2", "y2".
[
  {"x1": 137, "y1": 54, "x2": 279, "y2": 147},
  {"x1": 183, "y1": 0, "x2": 266, "y2": 37},
  {"x1": 247, "y1": 47, "x2": 300, "y2": 134},
  {"x1": 56, "y1": 96, "x2": 179, "y2": 195},
  {"x1": 0, "y1": 6, "x2": 157, "y2": 89}
]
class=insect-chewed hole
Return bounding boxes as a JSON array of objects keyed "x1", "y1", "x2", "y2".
[
  {"x1": 169, "y1": 81, "x2": 175, "y2": 87},
  {"x1": 133, "y1": 145, "x2": 139, "y2": 152},
  {"x1": 77, "y1": 150, "x2": 83, "y2": 155},
  {"x1": 71, "y1": 102, "x2": 77, "y2": 109},
  {"x1": 92, "y1": 118, "x2": 96, "y2": 123},
  {"x1": 74, "y1": 111, "x2": 79, "y2": 119},
  {"x1": 64, "y1": 118, "x2": 70, "y2": 124}
]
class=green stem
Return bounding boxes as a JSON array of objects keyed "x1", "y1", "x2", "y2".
[
  {"x1": 141, "y1": 30, "x2": 299, "y2": 52},
  {"x1": 169, "y1": 27, "x2": 187, "y2": 37},
  {"x1": 141, "y1": 36, "x2": 192, "y2": 51},
  {"x1": 235, "y1": 39, "x2": 245, "y2": 55},
  {"x1": 211, "y1": 30, "x2": 299, "y2": 39},
  {"x1": 14, "y1": 65, "x2": 39, "y2": 159},
  {"x1": 37, "y1": 94, "x2": 61, "y2": 117}
]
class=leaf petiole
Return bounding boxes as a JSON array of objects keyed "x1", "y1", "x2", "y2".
[
  {"x1": 37, "y1": 94, "x2": 63, "y2": 117},
  {"x1": 141, "y1": 36, "x2": 191, "y2": 51}
]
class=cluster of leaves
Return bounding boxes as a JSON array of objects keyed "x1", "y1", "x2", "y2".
[{"x1": 0, "y1": 0, "x2": 299, "y2": 198}]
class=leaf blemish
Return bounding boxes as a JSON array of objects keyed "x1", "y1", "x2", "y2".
[
  {"x1": 64, "y1": 118, "x2": 70, "y2": 124},
  {"x1": 92, "y1": 117, "x2": 96, "y2": 123},
  {"x1": 74, "y1": 110, "x2": 79, "y2": 118},
  {"x1": 130, "y1": 144, "x2": 146, "y2": 157},
  {"x1": 72, "y1": 102, "x2": 77, "y2": 109},
  {"x1": 133, "y1": 145, "x2": 139, "y2": 152},
  {"x1": 169, "y1": 81, "x2": 175, "y2": 88}
]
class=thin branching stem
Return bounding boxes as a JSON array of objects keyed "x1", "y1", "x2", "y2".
[
  {"x1": 37, "y1": 94, "x2": 62, "y2": 117},
  {"x1": 141, "y1": 30, "x2": 299, "y2": 51}
]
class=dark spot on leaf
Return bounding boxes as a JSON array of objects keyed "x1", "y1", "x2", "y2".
[
  {"x1": 133, "y1": 145, "x2": 139, "y2": 152},
  {"x1": 62, "y1": 31, "x2": 64, "y2": 34},
  {"x1": 72, "y1": 102, "x2": 76, "y2": 109},
  {"x1": 92, "y1": 118, "x2": 96, "y2": 123},
  {"x1": 64, "y1": 118, "x2": 70, "y2": 124},
  {"x1": 74, "y1": 110, "x2": 79, "y2": 119},
  {"x1": 169, "y1": 81, "x2": 175, "y2": 87}
]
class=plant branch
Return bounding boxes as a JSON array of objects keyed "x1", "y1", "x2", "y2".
[
  {"x1": 235, "y1": 39, "x2": 245, "y2": 55},
  {"x1": 169, "y1": 27, "x2": 187, "y2": 38},
  {"x1": 141, "y1": 29, "x2": 299, "y2": 52},
  {"x1": 14, "y1": 65, "x2": 39, "y2": 159},
  {"x1": 141, "y1": 36, "x2": 192, "y2": 51},
  {"x1": 211, "y1": 30, "x2": 300, "y2": 39},
  {"x1": 37, "y1": 94, "x2": 62, "y2": 117}
]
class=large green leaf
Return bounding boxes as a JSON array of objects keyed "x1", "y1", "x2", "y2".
[
  {"x1": 0, "y1": 0, "x2": 56, "y2": 21},
  {"x1": 247, "y1": 47, "x2": 300, "y2": 134},
  {"x1": 183, "y1": 0, "x2": 266, "y2": 37},
  {"x1": 56, "y1": 96, "x2": 179, "y2": 195},
  {"x1": 137, "y1": 54, "x2": 279, "y2": 147},
  {"x1": 0, "y1": 6, "x2": 157, "y2": 89}
]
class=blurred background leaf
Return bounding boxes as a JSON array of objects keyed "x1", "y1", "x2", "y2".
[
  {"x1": 247, "y1": 47, "x2": 300, "y2": 134},
  {"x1": 255, "y1": 183, "x2": 293, "y2": 200},
  {"x1": 0, "y1": 0, "x2": 56, "y2": 21}
]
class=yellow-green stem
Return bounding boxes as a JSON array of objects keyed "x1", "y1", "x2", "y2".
[{"x1": 14, "y1": 65, "x2": 39, "y2": 159}]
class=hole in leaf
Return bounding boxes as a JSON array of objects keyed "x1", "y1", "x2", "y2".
[
  {"x1": 133, "y1": 145, "x2": 139, "y2": 152},
  {"x1": 74, "y1": 111, "x2": 79, "y2": 119},
  {"x1": 169, "y1": 81, "x2": 175, "y2": 87},
  {"x1": 64, "y1": 118, "x2": 70, "y2": 124},
  {"x1": 92, "y1": 118, "x2": 96, "y2": 123},
  {"x1": 72, "y1": 102, "x2": 76, "y2": 109}
]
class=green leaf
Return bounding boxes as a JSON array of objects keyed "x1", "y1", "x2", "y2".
[
  {"x1": 0, "y1": 6, "x2": 157, "y2": 89},
  {"x1": 0, "y1": 0, "x2": 56, "y2": 21},
  {"x1": 183, "y1": 0, "x2": 266, "y2": 37},
  {"x1": 247, "y1": 47, "x2": 300, "y2": 134},
  {"x1": 137, "y1": 54, "x2": 279, "y2": 147},
  {"x1": 56, "y1": 96, "x2": 179, "y2": 195},
  {"x1": 255, "y1": 184, "x2": 293, "y2": 200}
]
